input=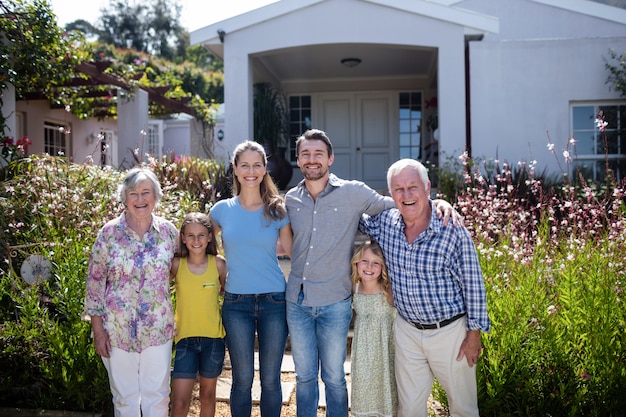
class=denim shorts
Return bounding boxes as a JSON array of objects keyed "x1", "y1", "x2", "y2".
[{"x1": 171, "y1": 336, "x2": 225, "y2": 379}]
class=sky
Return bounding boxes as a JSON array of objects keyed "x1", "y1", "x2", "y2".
[{"x1": 48, "y1": 0, "x2": 278, "y2": 32}]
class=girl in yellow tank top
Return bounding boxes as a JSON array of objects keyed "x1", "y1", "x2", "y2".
[{"x1": 170, "y1": 213, "x2": 227, "y2": 417}]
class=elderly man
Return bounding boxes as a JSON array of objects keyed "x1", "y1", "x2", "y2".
[{"x1": 360, "y1": 159, "x2": 490, "y2": 417}]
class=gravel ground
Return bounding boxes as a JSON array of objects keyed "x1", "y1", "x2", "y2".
[{"x1": 187, "y1": 368, "x2": 450, "y2": 417}]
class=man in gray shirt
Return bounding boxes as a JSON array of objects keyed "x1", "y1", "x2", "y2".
[{"x1": 285, "y1": 129, "x2": 454, "y2": 417}]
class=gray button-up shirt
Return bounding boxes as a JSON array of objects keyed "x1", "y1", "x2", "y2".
[{"x1": 285, "y1": 174, "x2": 395, "y2": 306}]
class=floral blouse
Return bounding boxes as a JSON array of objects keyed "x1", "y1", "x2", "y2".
[{"x1": 85, "y1": 212, "x2": 178, "y2": 353}]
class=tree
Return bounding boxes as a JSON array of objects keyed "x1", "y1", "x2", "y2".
[
  {"x1": 96, "y1": 0, "x2": 186, "y2": 61},
  {"x1": 605, "y1": 49, "x2": 626, "y2": 98},
  {"x1": 0, "y1": 0, "x2": 86, "y2": 137}
]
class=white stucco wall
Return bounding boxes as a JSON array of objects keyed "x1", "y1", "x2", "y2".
[
  {"x1": 457, "y1": 0, "x2": 626, "y2": 41},
  {"x1": 469, "y1": 36, "x2": 626, "y2": 176},
  {"x1": 15, "y1": 100, "x2": 117, "y2": 164},
  {"x1": 220, "y1": 0, "x2": 470, "y2": 162},
  {"x1": 162, "y1": 115, "x2": 193, "y2": 157}
]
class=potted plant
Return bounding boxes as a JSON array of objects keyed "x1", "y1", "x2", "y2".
[{"x1": 253, "y1": 82, "x2": 293, "y2": 189}]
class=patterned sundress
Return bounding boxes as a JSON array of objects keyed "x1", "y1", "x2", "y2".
[{"x1": 350, "y1": 286, "x2": 398, "y2": 417}]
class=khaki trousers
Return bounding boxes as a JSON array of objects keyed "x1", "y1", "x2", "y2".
[{"x1": 394, "y1": 314, "x2": 479, "y2": 417}]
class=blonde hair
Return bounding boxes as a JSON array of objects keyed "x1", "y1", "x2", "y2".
[
  {"x1": 231, "y1": 140, "x2": 286, "y2": 221},
  {"x1": 350, "y1": 240, "x2": 393, "y2": 305}
]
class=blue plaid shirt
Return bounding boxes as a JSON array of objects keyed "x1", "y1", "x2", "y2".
[{"x1": 360, "y1": 201, "x2": 490, "y2": 332}]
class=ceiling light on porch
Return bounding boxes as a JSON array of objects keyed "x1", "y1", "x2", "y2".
[{"x1": 341, "y1": 57, "x2": 362, "y2": 68}]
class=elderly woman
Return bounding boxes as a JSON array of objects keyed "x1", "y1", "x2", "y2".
[{"x1": 84, "y1": 167, "x2": 178, "y2": 417}]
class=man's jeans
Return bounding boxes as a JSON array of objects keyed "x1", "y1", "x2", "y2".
[
  {"x1": 222, "y1": 292, "x2": 288, "y2": 417},
  {"x1": 286, "y1": 295, "x2": 352, "y2": 417}
]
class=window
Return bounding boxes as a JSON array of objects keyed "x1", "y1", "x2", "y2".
[
  {"x1": 288, "y1": 95, "x2": 311, "y2": 162},
  {"x1": 398, "y1": 92, "x2": 422, "y2": 160},
  {"x1": 99, "y1": 129, "x2": 117, "y2": 167},
  {"x1": 44, "y1": 121, "x2": 70, "y2": 157},
  {"x1": 571, "y1": 103, "x2": 626, "y2": 181},
  {"x1": 145, "y1": 121, "x2": 163, "y2": 158}
]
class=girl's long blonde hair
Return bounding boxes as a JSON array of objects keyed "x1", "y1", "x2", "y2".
[
  {"x1": 350, "y1": 240, "x2": 393, "y2": 305},
  {"x1": 231, "y1": 140, "x2": 286, "y2": 221}
]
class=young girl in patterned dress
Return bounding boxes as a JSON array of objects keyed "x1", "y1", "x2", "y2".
[
  {"x1": 350, "y1": 240, "x2": 397, "y2": 417},
  {"x1": 170, "y1": 213, "x2": 227, "y2": 417}
]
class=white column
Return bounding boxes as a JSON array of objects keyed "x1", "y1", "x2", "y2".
[
  {"x1": 117, "y1": 89, "x2": 149, "y2": 167},
  {"x1": 2, "y1": 82, "x2": 16, "y2": 138}
]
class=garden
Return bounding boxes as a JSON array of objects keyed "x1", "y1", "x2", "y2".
[{"x1": 0, "y1": 129, "x2": 625, "y2": 417}]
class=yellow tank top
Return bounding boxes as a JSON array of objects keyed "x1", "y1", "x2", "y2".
[{"x1": 174, "y1": 256, "x2": 225, "y2": 342}]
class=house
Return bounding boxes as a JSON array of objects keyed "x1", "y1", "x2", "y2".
[
  {"x1": 191, "y1": 0, "x2": 626, "y2": 190},
  {"x1": 3, "y1": 64, "x2": 211, "y2": 169}
]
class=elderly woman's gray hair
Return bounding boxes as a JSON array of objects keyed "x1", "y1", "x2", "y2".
[
  {"x1": 386, "y1": 159, "x2": 430, "y2": 190},
  {"x1": 117, "y1": 167, "x2": 163, "y2": 204}
]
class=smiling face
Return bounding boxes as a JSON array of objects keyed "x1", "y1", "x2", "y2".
[
  {"x1": 234, "y1": 149, "x2": 266, "y2": 190},
  {"x1": 125, "y1": 179, "x2": 156, "y2": 222},
  {"x1": 181, "y1": 222, "x2": 212, "y2": 255},
  {"x1": 389, "y1": 166, "x2": 431, "y2": 222},
  {"x1": 356, "y1": 248, "x2": 384, "y2": 284},
  {"x1": 296, "y1": 138, "x2": 334, "y2": 181}
]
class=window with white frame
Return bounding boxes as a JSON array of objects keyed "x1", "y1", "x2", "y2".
[
  {"x1": 99, "y1": 129, "x2": 117, "y2": 167},
  {"x1": 288, "y1": 95, "x2": 312, "y2": 162},
  {"x1": 571, "y1": 103, "x2": 626, "y2": 182},
  {"x1": 399, "y1": 92, "x2": 423, "y2": 160},
  {"x1": 145, "y1": 121, "x2": 163, "y2": 158},
  {"x1": 44, "y1": 121, "x2": 71, "y2": 157}
]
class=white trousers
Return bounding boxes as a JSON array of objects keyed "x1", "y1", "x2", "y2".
[
  {"x1": 102, "y1": 341, "x2": 173, "y2": 417},
  {"x1": 394, "y1": 314, "x2": 479, "y2": 417}
]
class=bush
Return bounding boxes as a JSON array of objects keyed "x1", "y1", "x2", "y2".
[
  {"x1": 431, "y1": 149, "x2": 626, "y2": 416},
  {"x1": 0, "y1": 154, "x2": 224, "y2": 413}
]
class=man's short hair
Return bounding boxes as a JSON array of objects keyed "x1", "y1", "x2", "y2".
[{"x1": 295, "y1": 129, "x2": 334, "y2": 157}]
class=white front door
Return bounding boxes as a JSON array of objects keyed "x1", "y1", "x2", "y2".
[{"x1": 316, "y1": 92, "x2": 394, "y2": 190}]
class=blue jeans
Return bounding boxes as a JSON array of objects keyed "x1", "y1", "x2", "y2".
[
  {"x1": 286, "y1": 294, "x2": 352, "y2": 417},
  {"x1": 222, "y1": 291, "x2": 288, "y2": 417}
]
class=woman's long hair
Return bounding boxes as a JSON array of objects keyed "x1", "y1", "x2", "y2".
[{"x1": 231, "y1": 140, "x2": 286, "y2": 221}]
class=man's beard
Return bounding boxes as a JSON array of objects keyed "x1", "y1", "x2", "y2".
[{"x1": 301, "y1": 164, "x2": 328, "y2": 181}]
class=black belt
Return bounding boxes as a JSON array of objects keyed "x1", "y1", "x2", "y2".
[{"x1": 408, "y1": 312, "x2": 466, "y2": 330}]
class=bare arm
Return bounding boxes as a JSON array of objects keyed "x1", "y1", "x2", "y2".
[
  {"x1": 277, "y1": 223, "x2": 293, "y2": 258},
  {"x1": 216, "y1": 254, "x2": 227, "y2": 289},
  {"x1": 170, "y1": 257, "x2": 180, "y2": 283}
]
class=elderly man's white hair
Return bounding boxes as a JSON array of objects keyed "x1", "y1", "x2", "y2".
[{"x1": 386, "y1": 159, "x2": 430, "y2": 191}]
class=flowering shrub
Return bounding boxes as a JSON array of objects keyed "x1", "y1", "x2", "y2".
[
  {"x1": 1, "y1": 135, "x2": 31, "y2": 168},
  {"x1": 0, "y1": 155, "x2": 204, "y2": 412},
  {"x1": 429, "y1": 133, "x2": 626, "y2": 415}
]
